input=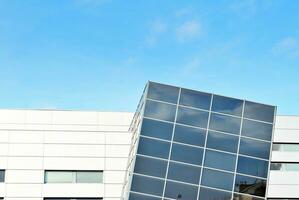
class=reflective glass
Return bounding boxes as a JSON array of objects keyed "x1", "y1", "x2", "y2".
[
  {"x1": 167, "y1": 162, "x2": 201, "y2": 184},
  {"x1": 206, "y1": 131, "x2": 239, "y2": 153},
  {"x1": 131, "y1": 175, "x2": 164, "y2": 196},
  {"x1": 201, "y1": 168, "x2": 234, "y2": 191},
  {"x1": 176, "y1": 107, "x2": 209, "y2": 128},
  {"x1": 137, "y1": 137, "x2": 170, "y2": 159},
  {"x1": 45, "y1": 171, "x2": 73, "y2": 183},
  {"x1": 239, "y1": 138, "x2": 271, "y2": 159},
  {"x1": 0, "y1": 170, "x2": 4, "y2": 182},
  {"x1": 212, "y1": 95, "x2": 243, "y2": 116},
  {"x1": 173, "y1": 125, "x2": 206, "y2": 147},
  {"x1": 141, "y1": 118, "x2": 174, "y2": 140},
  {"x1": 147, "y1": 82, "x2": 179, "y2": 104},
  {"x1": 204, "y1": 149, "x2": 236, "y2": 172},
  {"x1": 129, "y1": 193, "x2": 161, "y2": 200},
  {"x1": 234, "y1": 175, "x2": 266, "y2": 197},
  {"x1": 179, "y1": 88, "x2": 212, "y2": 110},
  {"x1": 134, "y1": 155, "x2": 168, "y2": 178},
  {"x1": 76, "y1": 171, "x2": 103, "y2": 183},
  {"x1": 144, "y1": 100, "x2": 176, "y2": 122},
  {"x1": 233, "y1": 193, "x2": 265, "y2": 200},
  {"x1": 198, "y1": 187, "x2": 232, "y2": 200},
  {"x1": 164, "y1": 181, "x2": 198, "y2": 200},
  {"x1": 244, "y1": 101, "x2": 275, "y2": 123},
  {"x1": 237, "y1": 156, "x2": 268, "y2": 178},
  {"x1": 270, "y1": 163, "x2": 299, "y2": 171},
  {"x1": 272, "y1": 144, "x2": 299, "y2": 152},
  {"x1": 171, "y1": 143, "x2": 203, "y2": 165},
  {"x1": 209, "y1": 113, "x2": 241, "y2": 134},
  {"x1": 242, "y1": 119, "x2": 273, "y2": 141}
]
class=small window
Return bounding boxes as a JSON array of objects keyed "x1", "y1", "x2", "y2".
[
  {"x1": 144, "y1": 100, "x2": 177, "y2": 122},
  {"x1": 198, "y1": 187, "x2": 232, "y2": 200},
  {"x1": 0, "y1": 170, "x2": 5, "y2": 182},
  {"x1": 147, "y1": 82, "x2": 179, "y2": 104},
  {"x1": 209, "y1": 113, "x2": 241, "y2": 135},
  {"x1": 179, "y1": 88, "x2": 212, "y2": 110},
  {"x1": 176, "y1": 107, "x2": 209, "y2": 128},
  {"x1": 44, "y1": 171, "x2": 103, "y2": 183},
  {"x1": 212, "y1": 95, "x2": 243, "y2": 117}
]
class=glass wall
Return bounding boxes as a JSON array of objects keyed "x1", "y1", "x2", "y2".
[{"x1": 44, "y1": 171, "x2": 103, "y2": 183}]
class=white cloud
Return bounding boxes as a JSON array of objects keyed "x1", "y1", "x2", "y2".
[
  {"x1": 176, "y1": 20, "x2": 202, "y2": 42},
  {"x1": 145, "y1": 20, "x2": 168, "y2": 46},
  {"x1": 273, "y1": 37, "x2": 299, "y2": 58}
]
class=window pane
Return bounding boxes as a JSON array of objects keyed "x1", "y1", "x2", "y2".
[
  {"x1": 173, "y1": 125, "x2": 206, "y2": 147},
  {"x1": 204, "y1": 150, "x2": 236, "y2": 172},
  {"x1": 164, "y1": 181, "x2": 198, "y2": 200},
  {"x1": 234, "y1": 175, "x2": 266, "y2": 197},
  {"x1": 0, "y1": 170, "x2": 4, "y2": 182},
  {"x1": 176, "y1": 107, "x2": 209, "y2": 128},
  {"x1": 131, "y1": 175, "x2": 164, "y2": 196},
  {"x1": 76, "y1": 171, "x2": 103, "y2": 183},
  {"x1": 212, "y1": 95, "x2": 243, "y2": 116},
  {"x1": 171, "y1": 143, "x2": 203, "y2": 165},
  {"x1": 45, "y1": 171, "x2": 73, "y2": 183},
  {"x1": 199, "y1": 187, "x2": 232, "y2": 200},
  {"x1": 242, "y1": 119, "x2": 273, "y2": 141},
  {"x1": 144, "y1": 100, "x2": 176, "y2": 122},
  {"x1": 201, "y1": 168, "x2": 234, "y2": 191},
  {"x1": 270, "y1": 163, "x2": 299, "y2": 171},
  {"x1": 147, "y1": 82, "x2": 179, "y2": 104},
  {"x1": 137, "y1": 137, "x2": 170, "y2": 159},
  {"x1": 244, "y1": 101, "x2": 275, "y2": 123},
  {"x1": 237, "y1": 156, "x2": 268, "y2": 178},
  {"x1": 141, "y1": 118, "x2": 174, "y2": 140},
  {"x1": 272, "y1": 144, "x2": 299, "y2": 152},
  {"x1": 167, "y1": 162, "x2": 201, "y2": 184},
  {"x1": 233, "y1": 193, "x2": 264, "y2": 200},
  {"x1": 179, "y1": 88, "x2": 211, "y2": 110},
  {"x1": 239, "y1": 138, "x2": 271, "y2": 160},
  {"x1": 206, "y1": 131, "x2": 239, "y2": 153},
  {"x1": 134, "y1": 156, "x2": 168, "y2": 178},
  {"x1": 129, "y1": 193, "x2": 161, "y2": 200},
  {"x1": 209, "y1": 113, "x2": 241, "y2": 134}
]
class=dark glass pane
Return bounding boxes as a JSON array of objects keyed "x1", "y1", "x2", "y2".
[
  {"x1": 244, "y1": 101, "x2": 275, "y2": 123},
  {"x1": 144, "y1": 100, "x2": 176, "y2": 122},
  {"x1": 199, "y1": 187, "x2": 232, "y2": 200},
  {"x1": 237, "y1": 156, "x2": 268, "y2": 178},
  {"x1": 134, "y1": 156, "x2": 168, "y2": 178},
  {"x1": 141, "y1": 118, "x2": 174, "y2": 140},
  {"x1": 234, "y1": 175, "x2": 266, "y2": 197},
  {"x1": 131, "y1": 174, "x2": 164, "y2": 196},
  {"x1": 147, "y1": 82, "x2": 179, "y2": 104},
  {"x1": 129, "y1": 193, "x2": 161, "y2": 200},
  {"x1": 164, "y1": 181, "x2": 198, "y2": 200},
  {"x1": 137, "y1": 137, "x2": 170, "y2": 159},
  {"x1": 239, "y1": 138, "x2": 271, "y2": 160},
  {"x1": 171, "y1": 143, "x2": 203, "y2": 165},
  {"x1": 206, "y1": 131, "x2": 239, "y2": 153},
  {"x1": 179, "y1": 88, "x2": 212, "y2": 110},
  {"x1": 201, "y1": 168, "x2": 234, "y2": 191},
  {"x1": 176, "y1": 107, "x2": 209, "y2": 128},
  {"x1": 0, "y1": 170, "x2": 4, "y2": 182},
  {"x1": 212, "y1": 95, "x2": 243, "y2": 116},
  {"x1": 173, "y1": 125, "x2": 206, "y2": 147},
  {"x1": 209, "y1": 113, "x2": 241, "y2": 134},
  {"x1": 204, "y1": 149, "x2": 236, "y2": 172},
  {"x1": 233, "y1": 193, "x2": 264, "y2": 200},
  {"x1": 167, "y1": 162, "x2": 201, "y2": 184},
  {"x1": 242, "y1": 119, "x2": 273, "y2": 141},
  {"x1": 270, "y1": 163, "x2": 282, "y2": 170}
]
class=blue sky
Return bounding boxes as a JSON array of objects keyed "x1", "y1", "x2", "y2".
[{"x1": 0, "y1": 0, "x2": 298, "y2": 114}]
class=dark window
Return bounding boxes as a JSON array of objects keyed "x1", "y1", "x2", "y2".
[
  {"x1": 129, "y1": 193, "x2": 161, "y2": 200},
  {"x1": 233, "y1": 193, "x2": 264, "y2": 200},
  {"x1": 201, "y1": 168, "x2": 234, "y2": 191},
  {"x1": 212, "y1": 95, "x2": 243, "y2": 117},
  {"x1": 144, "y1": 100, "x2": 176, "y2": 122},
  {"x1": 173, "y1": 125, "x2": 206, "y2": 147},
  {"x1": 137, "y1": 137, "x2": 170, "y2": 159},
  {"x1": 209, "y1": 113, "x2": 241, "y2": 134},
  {"x1": 147, "y1": 82, "x2": 179, "y2": 104},
  {"x1": 171, "y1": 143, "x2": 203, "y2": 165},
  {"x1": 206, "y1": 131, "x2": 239, "y2": 153},
  {"x1": 134, "y1": 156, "x2": 168, "y2": 178},
  {"x1": 164, "y1": 181, "x2": 198, "y2": 200},
  {"x1": 204, "y1": 149, "x2": 236, "y2": 172},
  {"x1": 239, "y1": 138, "x2": 271, "y2": 160},
  {"x1": 131, "y1": 174, "x2": 164, "y2": 196},
  {"x1": 244, "y1": 101, "x2": 275, "y2": 123},
  {"x1": 198, "y1": 187, "x2": 232, "y2": 200},
  {"x1": 167, "y1": 162, "x2": 201, "y2": 184},
  {"x1": 0, "y1": 170, "x2": 4, "y2": 182},
  {"x1": 270, "y1": 163, "x2": 299, "y2": 171},
  {"x1": 237, "y1": 156, "x2": 268, "y2": 178},
  {"x1": 141, "y1": 118, "x2": 174, "y2": 140},
  {"x1": 176, "y1": 107, "x2": 209, "y2": 128},
  {"x1": 179, "y1": 88, "x2": 212, "y2": 110},
  {"x1": 234, "y1": 175, "x2": 266, "y2": 197},
  {"x1": 242, "y1": 119, "x2": 273, "y2": 141}
]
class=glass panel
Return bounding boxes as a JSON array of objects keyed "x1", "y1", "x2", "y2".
[
  {"x1": 171, "y1": 143, "x2": 203, "y2": 165},
  {"x1": 144, "y1": 100, "x2": 176, "y2": 122},
  {"x1": 141, "y1": 118, "x2": 174, "y2": 140},
  {"x1": 129, "y1": 192, "x2": 161, "y2": 200},
  {"x1": 239, "y1": 138, "x2": 271, "y2": 160},
  {"x1": 206, "y1": 131, "x2": 239, "y2": 153},
  {"x1": 209, "y1": 113, "x2": 241, "y2": 134},
  {"x1": 204, "y1": 149, "x2": 236, "y2": 172},
  {"x1": 131, "y1": 174, "x2": 164, "y2": 196},
  {"x1": 167, "y1": 162, "x2": 201, "y2": 184},
  {"x1": 164, "y1": 181, "x2": 198, "y2": 200},
  {"x1": 76, "y1": 171, "x2": 103, "y2": 183},
  {"x1": 45, "y1": 171, "x2": 74, "y2": 183},
  {"x1": 0, "y1": 170, "x2": 4, "y2": 182},
  {"x1": 244, "y1": 101, "x2": 275, "y2": 123},
  {"x1": 176, "y1": 107, "x2": 209, "y2": 128},
  {"x1": 134, "y1": 155, "x2": 168, "y2": 178},
  {"x1": 242, "y1": 119, "x2": 273, "y2": 141},
  {"x1": 212, "y1": 95, "x2": 243, "y2": 116},
  {"x1": 237, "y1": 156, "x2": 268, "y2": 178},
  {"x1": 137, "y1": 137, "x2": 170, "y2": 159},
  {"x1": 201, "y1": 168, "x2": 234, "y2": 191},
  {"x1": 147, "y1": 82, "x2": 179, "y2": 104},
  {"x1": 173, "y1": 125, "x2": 206, "y2": 147},
  {"x1": 270, "y1": 163, "x2": 299, "y2": 171},
  {"x1": 234, "y1": 175, "x2": 266, "y2": 197},
  {"x1": 199, "y1": 187, "x2": 232, "y2": 200},
  {"x1": 272, "y1": 144, "x2": 299, "y2": 152},
  {"x1": 179, "y1": 88, "x2": 212, "y2": 110},
  {"x1": 233, "y1": 193, "x2": 265, "y2": 200}
]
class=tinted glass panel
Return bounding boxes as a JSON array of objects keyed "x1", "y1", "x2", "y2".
[
  {"x1": 137, "y1": 137, "x2": 170, "y2": 159},
  {"x1": 237, "y1": 156, "x2": 268, "y2": 178},
  {"x1": 164, "y1": 181, "x2": 198, "y2": 200},
  {"x1": 45, "y1": 171, "x2": 73, "y2": 183},
  {"x1": 176, "y1": 107, "x2": 209, "y2": 128},
  {"x1": 0, "y1": 170, "x2": 4, "y2": 182},
  {"x1": 179, "y1": 89, "x2": 211, "y2": 110},
  {"x1": 239, "y1": 138, "x2": 270, "y2": 160},
  {"x1": 244, "y1": 101, "x2": 275, "y2": 123},
  {"x1": 199, "y1": 187, "x2": 232, "y2": 200},
  {"x1": 234, "y1": 175, "x2": 266, "y2": 197},
  {"x1": 242, "y1": 119, "x2": 273, "y2": 141},
  {"x1": 131, "y1": 175, "x2": 164, "y2": 196},
  {"x1": 167, "y1": 162, "x2": 201, "y2": 184},
  {"x1": 134, "y1": 156, "x2": 168, "y2": 178},
  {"x1": 147, "y1": 82, "x2": 179, "y2": 104},
  {"x1": 209, "y1": 113, "x2": 241, "y2": 134},
  {"x1": 233, "y1": 193, "x2": 264, "y2": 200},
  {"x1": 212, "y1": 95, "x2": 243, "y2": 116},
  {"x1": 204, "y1": 150, "x2": 236, "y2": 172},
  {"x1": 129, "y1": 193, "x2": 161, "y2": 200},
  {"x1": 173, "y1": 125, "x2": 206, "y2": 147},
  {"x1": 272, "y1": 144, "x2": 299, "y2": 152},
  {"x1": 76, "y1": 171, "x2": 103, "y2": 183},
  {"x1": 141, "y1": 118, "x2": 174, "y2": 140},
  {"x1": 270, "y1": 163, "x2": 299, "y2": 171},
  {"x1": 171, "y1": 143, "x2": 203, "y2": 165},
  {"x1": 144, "y1": 100, "x2": 176, "y2": 122},
  {"x1": 201, "y1": 168, "x2": 234, "y2": 191},
  {"x1": 206, "y1": 131, "x2": 239, "y2": 153}
]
